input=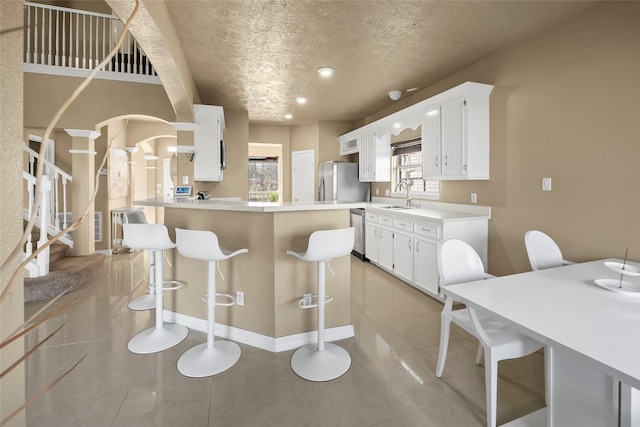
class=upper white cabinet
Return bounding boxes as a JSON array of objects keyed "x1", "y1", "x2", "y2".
[
  {"x1": 193, "y1": 104, "x2": 225, "y2": 182},
  {"x1": 421, "y1": 82, "x2": 493, "y2": 180},
  {"x1": 339, "y1": 81, "x2": 493, "y2": 181},
  {"x1": 339, "y1": 133, "x2": 360, "y2": 156},
  {"x1": 359, "y1": 129, "x2": 391, "y2": 182}
]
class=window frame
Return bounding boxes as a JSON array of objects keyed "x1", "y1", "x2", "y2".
[{"x1": 390, "y1": 137, "x2": 440, "y2": 200}]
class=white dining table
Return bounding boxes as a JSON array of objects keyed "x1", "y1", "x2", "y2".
[{"x1": 442, "y1": 259, "x2": 640, "y2": 427}]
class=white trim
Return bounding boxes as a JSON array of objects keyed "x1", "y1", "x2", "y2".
[
  {"x1": 65, "y1": 129, "x2": 101, "y2": 139},
  {"x1": 68, "y1": 149, "x2": 97, "y2": 155},
  {"x1": 164, "y1": 310, "x2": 355, "y2": 353},
  {"x1": 171, "y1": 122, "x2": 199, "y2": 132},
  {"x1": 24, "y1": 63, "x2": 162, "y2": 85}
]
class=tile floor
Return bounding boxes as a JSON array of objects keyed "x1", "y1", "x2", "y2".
[{"x1": 24, "y1": 252, "x2": 545, "y2": 426}]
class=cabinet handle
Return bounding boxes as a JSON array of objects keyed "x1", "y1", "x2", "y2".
[
  {"x1": 435, "y1": 156, "x2": 439, "y2": 167},
  {"x1": 408, "y1": 240, "x2": 412, "y2": 250},
  {"x1": 463, "y1": 164, "x2": 467, "y2": 172},
  {"x1": 416, "y1": 240, "x2": 420, "y2": 252},
  {"x1": 422, "y1": 227, "x2": 430, "y2": 233},
  {"x1": 444, "y1": 155, "x2": 448, "y2": 166}
]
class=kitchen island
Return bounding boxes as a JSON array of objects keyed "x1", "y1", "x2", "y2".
[{"x1": 133, "y1": 197, "x2": 365, "y2": 352}]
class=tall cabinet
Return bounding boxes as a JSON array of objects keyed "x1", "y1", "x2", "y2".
[{"x1": 193, "y1": 104, "x2": 225, "y2": 182}]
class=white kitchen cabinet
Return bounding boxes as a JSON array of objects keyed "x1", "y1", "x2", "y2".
[
  {"x1": 422, "y1": 82, "x2": 493, "y2": 180},
  {"x1": 365, "y1": 212, "x2": 379, "y2": 263},
  {"x1": 393, "y1": 230, "x2": 414, "y2": 282},
  {"x1": 193, "y1": 104, "x2": 225, "y2": 182},
  {"x1": 412, "y1": 219, "x2": 441, "y2": 297},
  {"x1": 378, "y1": 214, "x2": 394, "y2": 271},
  {"x1": 339, "y1": 132, "x2": 360, "y2": 156},
  {"x1": 359, "y1": 129, "x2": 391, "y2": 182},
  {"x1": 364, "y1": 206, "x2": 488, "y2": 301}
]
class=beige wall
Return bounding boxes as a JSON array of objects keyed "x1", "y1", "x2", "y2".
[
  {"x1": 318, "y1": 121, "x2": 353, "y2": 163},
  {"x1": 363, "y1": 2, "x2": 640, "y2": 275},
  {"x1": 24, "y1": 74, "x2": 175, "y2": 129},
  {"x1": 1, "y1": 1, "x2": 26, "y2": 423}
]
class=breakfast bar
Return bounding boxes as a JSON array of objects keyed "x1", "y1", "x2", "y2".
[{"x1": 133, "y1": 197, "x2": 365, "y2": 352}]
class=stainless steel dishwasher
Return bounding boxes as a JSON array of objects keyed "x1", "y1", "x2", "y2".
[{"x1": 350, "y1": 208, "x2": 365, "y2": 260}]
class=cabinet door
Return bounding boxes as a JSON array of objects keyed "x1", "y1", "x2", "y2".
[
  {"x1": 422, "y1": 106, "x2": 441, "y2": 178},
  {"x1": 359, "y1": 132, "x2": 371, "y2": 181},
  {"x1": 194, "y1": 106, "x2": 223, "y2": 182},
  {"x1": 393, "y1": 231, "x2": 414, "y2": 282},
  {"x1": 365, "y1": 223, "x2": 379, "y2": 264},
  {"x1": 414, "y1": 237, "x2": 439, "y2": 296},
  {"x1": 441, "y1": 97, "x2": 466, "y2": 178},
  {"x1": 378, "y1": 227, "x2": 394, "y2": 271}
]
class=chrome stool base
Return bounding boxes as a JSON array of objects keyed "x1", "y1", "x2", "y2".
[
  {"x1": 128, "y1": 324, "x2": 188, "y2": 354},
  {"x1": 291, "y1": 342, "x2": 351, "y2": 382},
  {"x1": 177, "y1": 341, "x2": 241, "y2": 378}
]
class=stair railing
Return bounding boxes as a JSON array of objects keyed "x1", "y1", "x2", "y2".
[
  {"x1": 22, "y1": 143, "x2": 73, "y2": 277},
  {"x1": 24, "y1": 1, "x2": 157, "y2": 78}
]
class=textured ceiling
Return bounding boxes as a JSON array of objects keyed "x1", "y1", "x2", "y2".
[{"x1": 164, "y1": 0, "x2": 595, "y2": 125}]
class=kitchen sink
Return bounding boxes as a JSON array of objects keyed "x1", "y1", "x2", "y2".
[{"x1": 381, "y1": 205, "x2": 414, "y2": 210}]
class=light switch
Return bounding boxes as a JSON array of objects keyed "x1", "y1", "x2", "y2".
[
  {"x1": 542, "y1": 178, "x2": 552, "y2": 191},
  {"x1": 182, "y1": 176, "x2": 189, "y2": 185}
]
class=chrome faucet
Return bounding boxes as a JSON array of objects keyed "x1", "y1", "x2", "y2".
[{"x1": 395, "y1": 178, "x2": 413, "y2": 207}]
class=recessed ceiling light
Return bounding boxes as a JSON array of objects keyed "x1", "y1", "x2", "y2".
[
  {"x1": 284, "y1": 113, "x2": 293, "y2": 120},
  {"x1": 317, "y1": 67, "x2": 334, "y2": 77},
  {"x1": 295, "y1": 96, "x2": 307, "y2": 105}
]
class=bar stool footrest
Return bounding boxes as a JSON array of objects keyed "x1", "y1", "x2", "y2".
[
  {"x1": 163, "y1": 280, "x2": 185, "y2": 291},
  {"x1": 298, "y1": 294, "x2": 333, "y2": 309},
  {"x1": 202, "y1": 293, "x2": 236, "y2": 307}
]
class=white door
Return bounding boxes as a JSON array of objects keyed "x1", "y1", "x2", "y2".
[{"x1": 292, "y1": 150, "x2": 315, "y2": 202}]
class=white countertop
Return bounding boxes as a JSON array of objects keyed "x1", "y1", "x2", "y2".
[
  {"x1": 134, "y1": 197, "x2": 366, "y2": 212},
  {"x1": 366, "y1": 205, "x2": 490, "y2": 223}
]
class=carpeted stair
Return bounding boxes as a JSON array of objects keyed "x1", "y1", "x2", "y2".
[{"x1": 24, "y1": 242, "x2": 106, "y2": 303}]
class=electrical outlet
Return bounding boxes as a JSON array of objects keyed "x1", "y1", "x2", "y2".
[
  {"x1": 385, "y1": 189, "x2": 390, "y2": 196},
  {"x1": 376, "y1": 188, "x2": 379, "y2": 195},
  {"x1": 302, "y1": 293, "x2": 312, "y2": 307},
  {"x1": 236, "y1": 291, "x2": 244, "y2": 306},
  {"x1": 182, "y1": 176, "x2": 189, "y2": 185},
  {"x1": 471, "y1": 193, "x2": 477, "y2": 204},
  {"x1": 542, "y1": 178, "x2": 552, "y2": 191}
]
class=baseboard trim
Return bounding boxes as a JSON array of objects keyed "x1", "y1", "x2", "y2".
[{"x1": 164, "y1": 310, "x2": 354, "y2": 353}]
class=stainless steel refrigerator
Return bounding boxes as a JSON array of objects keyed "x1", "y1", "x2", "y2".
[{"x1": 317, "y1": 161, "x2": 370, "y2": 202}]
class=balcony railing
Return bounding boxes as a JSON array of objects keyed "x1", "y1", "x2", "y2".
[{"x1": 24, "y1": 1, "x2": 159, "y2": 83}]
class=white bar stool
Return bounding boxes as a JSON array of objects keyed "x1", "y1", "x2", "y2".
[
  {"x1": 122, "y1": 210, "x2": 157, "y2": 311},
  {"x1": 124, "y1": 224, "x2": 189, "y2": 354},
  {"x1": 175, "y1": 228, "x2": 248, "y2": 377},
  {"x1": 286, "y1": 227, "x2": 355, "y2": 382}
]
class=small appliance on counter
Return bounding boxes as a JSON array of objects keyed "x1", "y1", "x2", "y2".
[
  {"x1": 174, "y1": 185, "x2": 193, "y2": 198},
  {"x1": 197, "y1": 190, "x2": 210, "y2": 200}
]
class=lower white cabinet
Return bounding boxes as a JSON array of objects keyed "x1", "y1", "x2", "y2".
[
  {"x1": 414, "y1": 236, "x2": 439, "y2": 295},
  {"x1": 365, "y1": 222, "x2": 379, "y2": 264},
  {"x1": 365, "y1": 207, "x2": 488, "y2": 300},
  {"x1": 393, "y1": 230, "x2": 414, "y2": 282},
  {"x1": 378, "y1": 226, "x2": 394, "y2": 271}
]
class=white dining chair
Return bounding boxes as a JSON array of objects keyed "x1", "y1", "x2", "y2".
[
  {"x1": 435, "y1": 239, "x2": 543, "y2": 427},
  {"x1": 524, "y1": 230, "x2": 575, "y2": 271}
]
